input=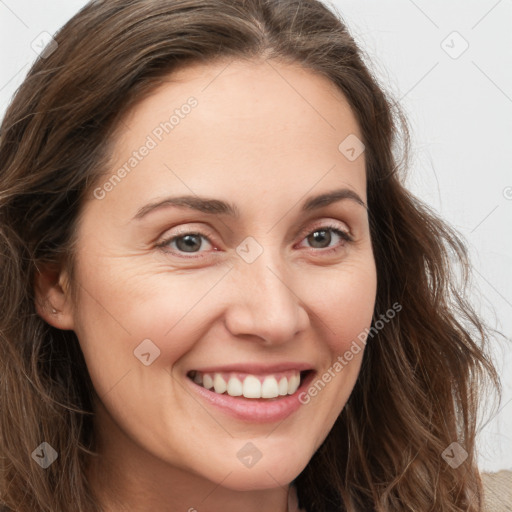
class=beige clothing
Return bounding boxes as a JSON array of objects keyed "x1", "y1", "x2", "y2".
[{"x1": 482, "y1": 470, "x2": 512, "y2": 512}]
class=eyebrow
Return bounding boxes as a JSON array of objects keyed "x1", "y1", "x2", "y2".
[{"x1": 132, "y1": 187, "x2": 367, "y2": 221}]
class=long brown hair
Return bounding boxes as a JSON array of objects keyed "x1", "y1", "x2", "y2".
[{"x1": 0, "y1": 1, "x2": 500, "y2": 510}]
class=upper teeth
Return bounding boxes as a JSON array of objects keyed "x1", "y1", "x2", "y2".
[{"x1": 191, "y1": 371, "x2": 301, "y2": 399}]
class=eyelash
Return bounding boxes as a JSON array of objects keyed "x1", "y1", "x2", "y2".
[{"x1": 156, "y1": 223, "x2": 354, "y2": 259}]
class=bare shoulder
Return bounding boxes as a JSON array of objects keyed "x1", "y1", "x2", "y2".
[{"x1": 481, "y1": 470, "x2": 512, "y2": 512}]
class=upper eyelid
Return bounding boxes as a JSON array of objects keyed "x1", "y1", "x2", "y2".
[{"x1": 296, "y1": 220, "x2": 351, "y2": 239}]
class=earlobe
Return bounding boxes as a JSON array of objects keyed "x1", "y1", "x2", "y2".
[{"x1": 34, "y1": 263, "x2": 75, "y2": 330}]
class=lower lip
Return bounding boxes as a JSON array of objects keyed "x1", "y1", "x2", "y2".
[{"x1": 186, "y1": 371, "x2": 316, "y2": 423}]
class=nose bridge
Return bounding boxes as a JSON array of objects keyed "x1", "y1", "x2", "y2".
[{"x1": 224, "y1": 242, "x2": 307, "y2": 344}]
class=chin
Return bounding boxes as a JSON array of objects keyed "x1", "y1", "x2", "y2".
[
  {"x1": 202, "y1": 453, "x2": 310, "y2": 491},
  {"x1": 217, "y1": 470, "x2": 298, "y2": 491}
]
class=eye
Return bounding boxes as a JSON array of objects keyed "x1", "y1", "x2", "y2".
[
  {"x1": 157, "y1": 230, "x2": 215, "y2": 257},
  {"x1": 296, "y1": 223, "x2": 353, "y2": 254},
  {"x1": 156, "y1": 222, "x2": 353, "y2": 259}
]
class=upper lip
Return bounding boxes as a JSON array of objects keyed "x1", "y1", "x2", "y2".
[{"x1": 188, "y1": 362, "x2": 314, "y2": 375}]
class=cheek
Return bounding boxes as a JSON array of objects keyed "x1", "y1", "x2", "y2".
[
  {"x1": 306, "y1": 260, "x2": 375, "y2": 385},
  {"x1": 291, "y1": 261, "x2": 376, "y2": 446},
  {"x1": 71, "y1": 256, "x2": 228, "y2": 386},
  {"x1": 310, "y1": 259, "x2": 377, "y2": 351}
]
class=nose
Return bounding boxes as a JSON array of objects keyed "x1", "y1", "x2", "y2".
[{"x1": 223, "y1": 249, "x2": 309, "y2": 345}]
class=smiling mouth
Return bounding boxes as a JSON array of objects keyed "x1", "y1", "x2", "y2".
[{"x1": 186, "y1": 369, "x2": 313, "y2": 399}]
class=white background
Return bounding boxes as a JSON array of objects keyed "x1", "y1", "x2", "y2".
[{"x1": 1, "y1": 0, "x2": 511, "y2": 472}]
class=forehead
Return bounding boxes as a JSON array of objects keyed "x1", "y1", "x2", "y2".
[{"x1": 94, "y1": 58, "x2": 366, "y2": 215}]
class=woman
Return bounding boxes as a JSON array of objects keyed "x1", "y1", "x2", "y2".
[{"x1": 0, "y1": 0, "x2": 504, "y2": 510}]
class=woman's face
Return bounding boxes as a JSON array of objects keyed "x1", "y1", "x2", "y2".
[{"x1": 58, "y1": 59, "x2": 377, "y2": 491}]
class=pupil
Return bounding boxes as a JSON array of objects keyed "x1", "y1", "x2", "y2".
[{"x1": 177, "y1": 234, "x2": 201, "y2": 252}]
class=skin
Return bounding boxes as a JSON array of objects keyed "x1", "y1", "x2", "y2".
[{"x1": 36, "y1": 58, "x2": 377, "y2": 512}]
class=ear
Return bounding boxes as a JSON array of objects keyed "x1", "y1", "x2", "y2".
[{"x1": 34, "y1": 262, "x2": 75, "y2": 330}]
